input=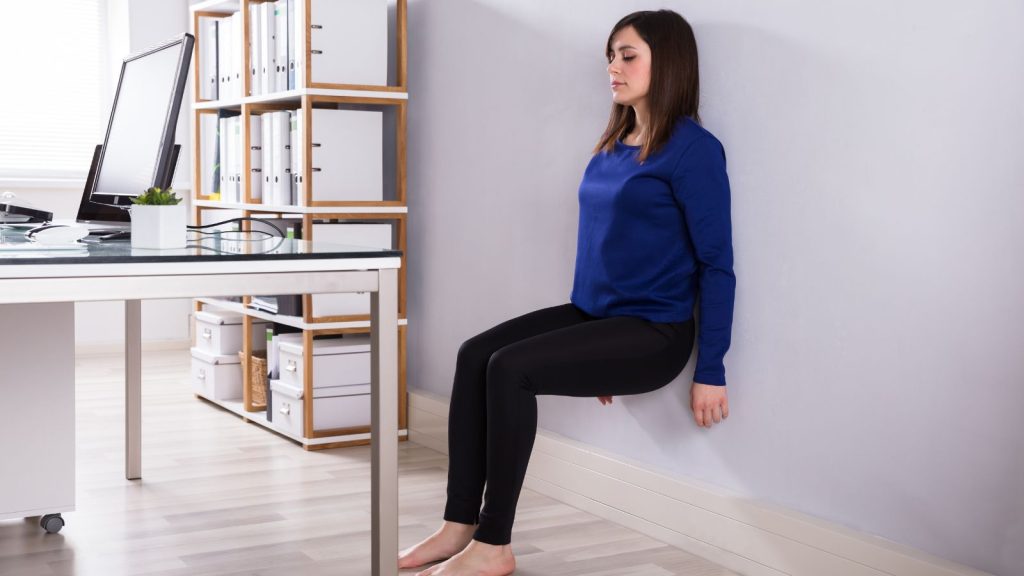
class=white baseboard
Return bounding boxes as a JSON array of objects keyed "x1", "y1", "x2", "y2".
[
  {"x1": 407, "y1": 389, "x2": 993, "y2": 576},
  {"x1": 75, "y1": 338, "x2": 191, "y2": 357}
]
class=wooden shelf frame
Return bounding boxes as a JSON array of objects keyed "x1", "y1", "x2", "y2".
[
  {"x1": 192, "y1": 210, "x2": 408, "y2": 321},
  {"x1": 191, "y1": 97, "x2": 406, "y2": 208},
  {"x1": 193, "y1": 392, "x2": 410, "y2": 451},
  {"x1": 188, "y1": 0, "x2": 409, "y2": 448},
  {"x1": 195, "y1": 299, "x2": 409, "y2": 441},
  {"x1": 190, "y1": 0, "x2": 408, "y2": 101}
]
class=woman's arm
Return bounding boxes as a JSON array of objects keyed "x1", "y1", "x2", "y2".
[{"x1": 670, "y1": 133, "x2": 736, "y2": 387}]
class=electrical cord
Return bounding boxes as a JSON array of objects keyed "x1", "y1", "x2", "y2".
[
  {"x1": 186, "y1": 216, "x2": 288, "y2": 254},
  {"x1": 187, "y1": 216, "x2": 285, "y2": 238},
  {"x1": 187, "y1": 229, "x2": 275, "y2": 241}
]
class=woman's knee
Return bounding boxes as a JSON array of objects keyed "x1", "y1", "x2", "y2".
[
  {"x1": 485, "y1": 348, "x2": 533, "y2": 392},
  {"x1": 457, "y1": 333, "x2": 493, "y2": 367}
]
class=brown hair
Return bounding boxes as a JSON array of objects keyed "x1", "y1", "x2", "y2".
[{"x1": 594, "y1": 10, "x2": 701, "y2": 162}]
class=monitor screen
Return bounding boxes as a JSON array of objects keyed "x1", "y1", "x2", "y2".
[{"x1": 90, "y1": 34, "x2": 193, "y2": 205}]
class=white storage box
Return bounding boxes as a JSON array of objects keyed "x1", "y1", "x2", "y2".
[
  {"x1": 277, "y1": 335, "x2": 371, "y2": 391},
  {"x1": 309, "y1": 223, "x2": 393, "y2": 317},
  {"x1": 191, "y1": 347, "x2": 243, "y2": 401},
  {"x1": 270, "y1": 379, "x2": 371, "y2": 437},
  {"x1": 195, "y1": 309, "x2": 269, "y2": 355}
]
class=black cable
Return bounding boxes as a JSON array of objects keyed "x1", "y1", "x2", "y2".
[
  {"x1": 186, "y1": 214, "x2": 284, "y2": 236},
  {"x1": 187, "y1": 229, "x2": 275, "y2": 241},
  {"x1": 186, "y1": 217, "x2": 288, "y2": 254},
  {"x1": 186, "y1": 235, "x2": 285, "y2": 255}
]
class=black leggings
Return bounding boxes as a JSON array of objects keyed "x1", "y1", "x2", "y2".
[{"x1": 443, "y1": 302, "x2": 696, "y2": 545}]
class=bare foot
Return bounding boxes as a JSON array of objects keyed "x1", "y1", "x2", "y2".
[
  {"x1": 414, "y1": 539, "x2": 516, "y2": 576},
  {"x1": 398, "y1": 520, "x2": 478, "y2": 569}
]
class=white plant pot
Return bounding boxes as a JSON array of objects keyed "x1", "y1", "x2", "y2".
[{"x1": 130, "y1": 204, "x2": 187, "y2": 249}]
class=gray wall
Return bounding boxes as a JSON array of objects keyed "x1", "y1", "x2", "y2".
[{"x1": 404, "y1": 2, "x2": 1024, "y2": 575}]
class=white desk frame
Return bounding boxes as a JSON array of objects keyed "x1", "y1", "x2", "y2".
[{"x1": 0, "y1": 256, "x2": 402, "y2": 576}]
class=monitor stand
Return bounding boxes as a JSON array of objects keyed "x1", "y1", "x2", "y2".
[{"x1": 76, "y1": 143, "x2": 181, "y2": 232}]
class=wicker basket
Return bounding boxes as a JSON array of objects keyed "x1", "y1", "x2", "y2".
[{"x1": 239, "y1": 349, "x2": 268, "y2": 411}]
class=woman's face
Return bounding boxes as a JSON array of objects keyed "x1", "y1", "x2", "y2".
[{"x1": 607, "y1": 25, "x2": 651, "y2": 107}]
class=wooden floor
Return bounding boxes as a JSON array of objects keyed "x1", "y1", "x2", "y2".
[{"x1": 0, "y1": 349, "x2": 739, "y2": 576}]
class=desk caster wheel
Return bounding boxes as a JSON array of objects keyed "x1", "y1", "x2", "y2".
[{"x1": 40, "y1": 514, "x2": 64, "y2": 534}]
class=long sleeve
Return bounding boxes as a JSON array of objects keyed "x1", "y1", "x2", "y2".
[{"x1": 670, "y1": 134, "x2": 736, "y2": 386}]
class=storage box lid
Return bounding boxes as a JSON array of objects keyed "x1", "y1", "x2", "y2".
[
  {"x1": 190, "y1": 346, "x2": 242, "y2": 365},
  {"x1": 313, "y1": 383, "x2": 371, "y2": 399},
  {"x1": 196, "y1": 309, "x2": 269, "y2": 326},
  {"x1": 270, "y1": 378, "x2": 303, "y2": 400},
  {"x1": 278, "y1": 334, "x2": 371, "y2": 356},
  {"x1": 273, "y1": 333, "x2": 305, "y2": 346}
]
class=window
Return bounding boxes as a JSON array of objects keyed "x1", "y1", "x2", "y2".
[{"x1": 0, "y1": 0, "x2": 106, "y2": 185}]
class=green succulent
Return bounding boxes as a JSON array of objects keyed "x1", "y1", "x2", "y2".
[{"x1": 132, "y1": 186, "x2": 183, "y2": 205}]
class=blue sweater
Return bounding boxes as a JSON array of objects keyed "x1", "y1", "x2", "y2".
[{"x1": 570, "y1": 117, "x2": 736, "y2": 386}]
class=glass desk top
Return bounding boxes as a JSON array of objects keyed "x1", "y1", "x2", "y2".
[{"x1": 0, "y1": 230, "x2": 402, "y2": 266}]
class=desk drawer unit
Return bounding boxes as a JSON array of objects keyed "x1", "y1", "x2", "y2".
[
  {"x1": 271, "y1": 381, "x2": 372, "y2": 437},
  {"x1": 195, "y1": 309, "x2": 269, "y2": 355},
  {"x1": 0, "y1": 303, "x2": 75, "y2": 527},
  {"x1": 277, "y1": 335, "x2": 371, "y2": 391},
  {"x1": 190, "y1": 347, "x2": 243, "y2": 401}
]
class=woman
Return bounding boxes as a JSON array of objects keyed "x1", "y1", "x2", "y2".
[{"x1": 399, "y1": 9, "x2": 735, "y2": 576}]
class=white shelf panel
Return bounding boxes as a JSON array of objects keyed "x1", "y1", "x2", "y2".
[
  {"x1": 194, "y1": 200, "x2": 407, "y2": 214},
  {"x1": 197, "y1": 297, "x2": 408, "y2": 331},
  {"x1": 193, "y1": 88, "x2": 408, "y2": 110},
  {"x1": 189, "y1": 0, "x2": 240, "y2": 14},
  {"x1": 194, "y1": 392, "x2": 408, "y2": 447}
]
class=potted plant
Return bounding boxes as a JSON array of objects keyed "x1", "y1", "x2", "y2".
[{"x1": 130, "y1": 186, "x2": 186, "y2": 249}]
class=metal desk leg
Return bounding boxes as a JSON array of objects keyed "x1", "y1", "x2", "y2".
[
  {"x1": 125, "y1": 299, "x2": 142, "y2": 480},
  {"x1": 370, "y1": 268, "x2": 398, "y2": 576}
]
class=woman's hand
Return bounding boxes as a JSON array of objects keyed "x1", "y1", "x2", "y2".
[
  {"x1": 691, "y1": 382, "x2": 728, "y2": 428},
  {"x1": 597, "y1": 395, "x2": 613, "y2": 405}
]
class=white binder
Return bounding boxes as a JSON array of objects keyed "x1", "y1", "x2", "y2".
[
  {"x1": 217, "y1": 16, "x2": 232, "y2": 100},
  {"x1": 261, "y1": 113, "x2": 275, "y2": 205},
  {"x1": 310, "y1": 0, "x2": 387, "y2": 87},
  {"x1": 268, "y1": 112, "x2": 290, "y2": 206},
  {"x1": 232, "y1": 116, "x2": 243, "y2": 202},
  {"x1": 282, "y1": 109, "x2": 294, "y2": 203},
  {"x1": 218, "y1": 116, "x2": 230, "y2": 200},
  {"x1": 289, "y1": 112, "x2": 298, "y2": 205},
  {"x1": 287, "y1": 0, "x2": 296, "y2": 89},
  {"x1": 249, "y1": 4, "x2": 261, "y2": 97},
  {"x1": 294, "y1": 106, "x2": 305, "y2": 205},
  {"x1": 249, "y1": 114, "x2": 263, "y2": 202},
  {"x1": 200, "y1": 114, "x2": 219, "y2": 197},
  {"x1": 259, "y1": 2, "x2": 275, "y2": 95},
  {"x1": 311, "y1": 109, "x2": 383, "y2": 201},
  {"x1": 292, "y1": 0, "x2": 306, "y2": 88},
  {"x1": 199, "y1": 18, "x2": 218, "y2": 100},
  {"x1": 231, "y1": 12, "x2": 243, "y2": 99},
  {"x1": 223, "y1": 116, "x2": 234, "y2": 203},
  {"x1": 274, "y1": 0, "x2": 289, "y2": 91}
]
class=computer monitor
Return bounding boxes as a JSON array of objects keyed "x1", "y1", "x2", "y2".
[{"x1": 88, "y1": 33, "x2": 194, "y2": 208}]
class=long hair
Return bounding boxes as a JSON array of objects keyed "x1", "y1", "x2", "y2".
[{"x1": 594, "y1": 10, "x2": 701, "y2": 162}]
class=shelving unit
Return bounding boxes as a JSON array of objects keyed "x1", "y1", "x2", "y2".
[{"x1": 188, "y1": 0, "x2": 409, "y2": 450}]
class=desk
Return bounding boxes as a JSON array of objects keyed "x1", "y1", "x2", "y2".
[{"x1": 0, "y1": 236, "x2": 403, "y2": 576}]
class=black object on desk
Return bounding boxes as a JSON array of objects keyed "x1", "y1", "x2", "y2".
[
  {"x1": 91, "y1": 230, "x2": 131, "y2": 241},
  {"x1": 0, "y1": 202, "x2": 53, "y2": 224}
]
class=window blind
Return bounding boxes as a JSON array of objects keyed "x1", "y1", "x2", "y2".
[{"x1": 0, "y1": 0, "x2": 105, "y2": 183}]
